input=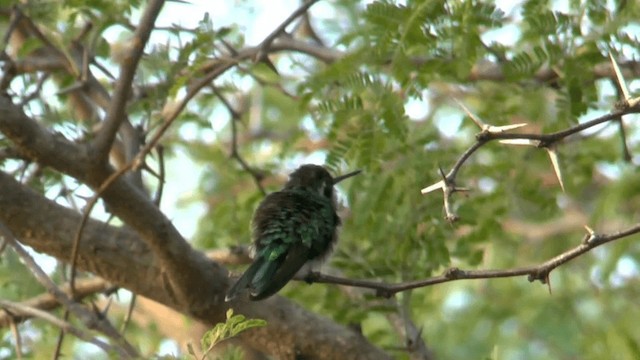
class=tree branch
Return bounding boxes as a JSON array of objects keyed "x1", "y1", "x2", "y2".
[
  {"x1": 0, "y1": 95, "x2": 220, "y2": 311},
  {"x1": 304, "y1": 222, "x2": 640, "y2": 297},
  {"x1": 92, "y1": 0, "x2": 165, "y2": 163},
  {"x1": 0, "y1": 223, "x2": 138, "y2": 357},
  {"x1": 211, "y1": 86, "x2": 266, "y2": 195},
  {"x1": 0, "y1": 93, "x2": 387, "y2": 359},
  {"x1": 0, "y1": 278, "x2": 113, "y2": 327},
  {"x1": 422, "y1": 105, "x2": 638, "y2": 221},
  {"x1": 0, "y1": 299, "x2": 122, "y2": 357},
  {"x1": 0, "y1": 170, "x2": 389, "y2": 359},
  {"x1": 258, "y1": 0, "x2": 320, "y2": 54}
]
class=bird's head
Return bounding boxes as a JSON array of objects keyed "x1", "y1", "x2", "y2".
[{"x1": 285, "y1": 164, "x2": 361, "y2": 199}]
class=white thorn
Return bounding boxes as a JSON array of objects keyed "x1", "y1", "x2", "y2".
[
  {"x1": 421, "y1": 180, "x2": 445, "y2": 195},
  {"x1": 627, "y1": 96, "x2": 640, "y2": 109},
  {"x1": 487, "y1": 123, "x2": 528, "y2": 133},
  {"x1": 498, "y1": 139, "x2": 539, "y2": 146},
  {"x1": 546, "y1": 147, "x2": 565, "y2": 192},
  {"x1": 609, "y1": 52, "x2": 631, "y2": 100},
  {"x1": 454, "y1": 99, "x2": 486, "y2": 129},
  {"x1": 584, "y1": 225, "x2": 595, "y2": 236}
]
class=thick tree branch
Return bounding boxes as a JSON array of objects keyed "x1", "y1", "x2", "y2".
[
  {"x1": 1, "y1": 78, "x2": 388, "y2": 357},
  {"x1": 0, "y1": 248, "x2": 251, "y2": 329},
  {"x1": 3, "y1": 7, "x2": 145, "y2": 189},
  {"x1": 0, "y1": 171, "x2": 389, "y2": 359},
  {"x1": 0, "y1": 96, "x2": 219, "y2": 311}
]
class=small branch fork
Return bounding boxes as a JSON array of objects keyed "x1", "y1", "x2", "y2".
[
  {"x1": 422, "y1": 55, "x2": 640, "y2": 222},
  {"x1": 305, "y1": 222, "x2": 640, "y2": 298},
  {"x1": 211, "y1": 86, "x2": 266, "y2": 195}
]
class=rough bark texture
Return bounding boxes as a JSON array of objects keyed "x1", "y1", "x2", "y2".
[{"x1": 0, "y1": 97, "x2": 390, "y2": 359}]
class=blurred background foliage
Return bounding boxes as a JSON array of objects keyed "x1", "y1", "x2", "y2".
[{"x1": 1, "y1": 0, "x2": 640, "y2": 358}]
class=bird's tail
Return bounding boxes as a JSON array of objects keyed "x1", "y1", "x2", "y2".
[
  {"x1": 225, "y1": 245, "x2": 311, "y2": 301},
  {"x1": 248, "y1": 245, "x2": 309, "y2": 301},
  {"x1": 225, "y1": 258, "x2": 265, "y2": 302}
]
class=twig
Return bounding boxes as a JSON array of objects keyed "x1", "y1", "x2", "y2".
[
  {"x1": 0, "y1": 278, "x2": 113, "y2": 327},
  {"x1": 0, "y1": 222, "x2": 138, "y2": 358},
  {"x1": 120, "y1": 294, "x2": 137, "y2": 334},
  {"x1": 211, "y1": 86, "x2": 266, "y2": 195},
  {"x1": 9, "y1": 317, "x2": 22, "y2": 360},
  {"x1": 258, "y1": 0, "x2": 321, "y2": 53},
  {"x1": 424, "y1": 106, "x2": 634, "y2": 221},
  {"x1": 387, "y1": 293, "x2": 435, "y2": 360},
  {"x1": 250, "y1": 0, "x2": 321, "y2": 72},
  {"x1": 93, "y1": 0, "x2": 165, "y2": 163},
  {"x1": 616, "y1": 118, "x2": 632, "y2": 162},
  {"x1": 67, "y1": 43, "x2": 240, "y2": 306},
  {"x1": 445, "y1": 140, "x2": 485, "y2": 181},
  {"x1": 69, "y1": 165, "x2": 134, "y2": 297},
  {"x1": 1, "y1": 7, "x2": 21, "y2": 52},
  {"x1": 0, "y1": 299, "x2": 118, "y2": 355},
  {"x1": 52, "y1": 322, "x2": 66, "y2": 360},
  {"x1": 152, "y1": 145, "x2": 166, "y2": 207},
  {"x1": 303, "y1": 222, "x2": 640, "y2": 297},
  {"x1": 235, "y1": 62, "x2": 299, "y2": 100},
  {"x1": 609, "y1": 78, "x2": 633, "y2": 162},
  {"x1": 18, "y1": 73, "x2": 48, "y2": 106}
]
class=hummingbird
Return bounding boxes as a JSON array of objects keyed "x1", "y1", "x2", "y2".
[{"x1": 225, "y1": 164, "x2": 361, "y2": 301}]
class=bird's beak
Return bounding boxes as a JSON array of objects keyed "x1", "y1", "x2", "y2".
[{"x1": 333, "y1": 169, "x2": 362, "y2": 184}]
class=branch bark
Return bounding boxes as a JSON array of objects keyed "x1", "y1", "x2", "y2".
[{"x1": 0, "y1": 94, "x2": 390, "y2": 358}]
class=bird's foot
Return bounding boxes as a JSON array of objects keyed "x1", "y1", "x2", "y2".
[{"x1": 303, "y1": 271, "x2": 321, "y2": 284}]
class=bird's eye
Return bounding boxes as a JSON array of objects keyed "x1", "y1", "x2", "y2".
[{"x1": 323, "y1": 181, "x2": 333, "y2": 198}]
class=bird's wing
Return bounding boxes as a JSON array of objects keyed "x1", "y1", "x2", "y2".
[
  {"x1": 248, "y1": 243, "x2": 310, "y2": 300},
  {"x1": 225, "y1": 256, "x2": 265, "y2": 301},
  {"x1": 252, "y1": 190, "x2": 338, "y2": 257},
  {"x1": 245, "y1": 191, "x2": 338, "y2": 299}
]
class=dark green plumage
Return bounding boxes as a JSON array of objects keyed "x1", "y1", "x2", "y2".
[{"x1": 225, "y1": 164, "x2": 360, "y2": 301}]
